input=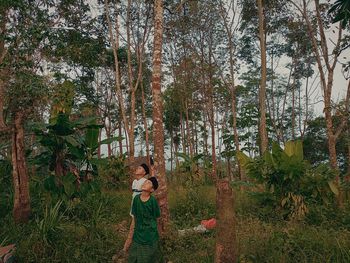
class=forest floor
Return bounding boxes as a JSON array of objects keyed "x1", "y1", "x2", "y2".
[{"x1": 1, "y1": 184, "x2": 350, "y2": 262}]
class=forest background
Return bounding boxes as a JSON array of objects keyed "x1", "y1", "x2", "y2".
[{"x1": 1, "y1": 0, "x2": 350, "y2": 262}]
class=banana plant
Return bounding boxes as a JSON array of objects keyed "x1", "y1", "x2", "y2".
[
  {"x1": 34, "y1": 112, "x2": 121, "y2": 199},
  {"x1": 237, "y1": 140, "x2": 338, "y2": 216}
]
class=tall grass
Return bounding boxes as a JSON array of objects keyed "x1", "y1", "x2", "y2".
[{"x1": 1, "y1": 183, "x2": 350, "y2": 262}]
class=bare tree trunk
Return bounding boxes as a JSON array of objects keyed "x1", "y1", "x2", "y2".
[
  {"x1": 152, "y1": 0, "x2": 169, "y2": 234},
  {"x1": 180, "y1": 111, "x2": 186, "y2": 154},
  {"x1": 106, "y1": 125, "x2": 112, "y2": 157},
  {"x1": 126, "y1": 0, "x2": 136, "y2": 163},
  {"x1": 118, "y1": 122, "x2": 123, "y2": 154},
  {"x1": 105, "y1": 0, "x2": 131, "y2": 157},
  {"x1": 294, "y1": 0, "x2": 350, "y2": 206},
  {"x1": 98, "y1": 128, "x2": 102, "y2": 159},
  {"x1": 12, "y1": 112, "x2": 31, "y2": 223},
  {"x1": 170, "y1": 129, "x2": 173, "y2": 173},
  {"x1": 215, "y1": 179, "x2": 236, "y2": 263},
  {"x1": 185, "y1": 100, "x2": 193, "y2": 158},
  {"x1": 141, "y1": 81, "x2": 150, "y2": 164},
  {"x1": 0, "y1": 8, "x2": 7, "y2": 129},
  {"x1": 257, "y1": 0, "x2": 268, "y2": 153},
  {"x1": 291, "y1": 67, "x2": 296, "y2": 140},
  {"x1": 207, "y1": 43, "x2": 217, "y2": 180},
  {"x1": 203, "y1": 114, "x2": 209, "y2": 156},
  {"x1": 194, "y1": 118, "x2": 198, "y2": 155}
]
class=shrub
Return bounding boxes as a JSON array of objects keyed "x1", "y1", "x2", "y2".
[{"x1": 237, "y1": 141, "x2": 338, "y2": 219}]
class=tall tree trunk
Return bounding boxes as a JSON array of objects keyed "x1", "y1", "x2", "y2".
[
  {"x1": 207, "y1": 43, "x2": 217, "y2": 180},
  {"x1": 194, "y1": 118, "x2": 198, "y2": 155},
  {"x1": 106, "y1": 125, "x2": 112, "y2": 157},
  {"x1": 257, "y1": 0, "x2": 268, "y2": 154},
  {"x1": 12, "y1": 112, "x2": 31, "y2": 223},
  {"x1": 152, "y1": 0, "x2": 169, "y2": 234},
  {"x1": 185, "y1": 100, "x2": 193, "y2": 158},
  {"x1": 0, "y1": 8, "x2": 7, "y2": 129},
  {"x1": 105, "y1": 0, "x2": 131, "y2": 157},
  {"x1": 180, "y1": 111, "x2": 186, "y2": 154},
  {"x1": 98, "y1": 127, "x2": 102, "y2": 159},
  {"x1": 203, "y1": 114, "x2": 209, "y2": 156},
  {"x1": 291, "y1": 68, "x2": 296, "y2": 140},
  {"x1": 215, "y1": 179, "x2": 236, "y2": 263},
  {"x1": 129, "y1": 88, "x2": 136, "y2": 160},
  {"x1": 118, "y1": 122, "x2": 123, "y2": 154},
  {"x1": 141, "y1": 81, "x2": 150, "y2": 164},
  {"x1": 295, "y1": 0, "x2": 346, "y2": 205},
  {"x1": 126, "y1": 0, "x2": 136, "y2": 163},
  {"x1": 170, "y1": 129, "x2": 173, "y2": 173}
]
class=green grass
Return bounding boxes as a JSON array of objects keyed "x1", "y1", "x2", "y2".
[{"x1": 1, "y1": 185, "x2": 350, "y2": 262}]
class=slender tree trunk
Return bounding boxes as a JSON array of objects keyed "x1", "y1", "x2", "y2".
[
  {"x1": 126, "y1": 0, "x2": 136, "y2": 163},
  {"x1": 129, "y1": 89, "x2": 136, "y2": 160},
  {"x1": 106, "y1": 125, "x2": 112, "y2": 157},
  {"x1": 105, "y1": 0, "x2": 131, "y2": 157},
  {"x1": 291, "y1": 68, "x2": 296, "y2": 140},
  {"x1": 118, "y1": 122, "x2": 123, "y2": 154},
  {"x1": 170, "y1": 129, "x2": 173, "y2": 173},
  {"x1": 12, "y1": 112, "x2": 31, "y2": 223},
  {"x1": 152, "y1": 0, "x2": 169, "y2": 234},
  {"x1": 180, "y1": 111, "x2": 186, "y2": 154},
  {"x1": 296, "y1": 0, "x2": 344, "y2": 204},
  {"x1": 98, "y1": 128, "x2": 102, "y2": 159},
  {"x1": 141, "y1": 81, "x2": 150, "y2": 164},
  {"x1": 185, "y1": 101, "x2": 193, "y2": 158},
  {"x1": 194, "y1": 118, "x2": 198, "y2": 155},
  {"x1": 0, "y1": 9, "x2": 7, "y2": 129},
  {"x1": 215, "y1": 179, "x2": 236, "y2": 263},
  {"x1": 203, "y1": 114, "x2": 209, "y2": 156},
  {"x1": 207, "y1": 43, "x2": 217, "y2": 180},
  {"x1": 257, "y1": 0, "x2": 268, "y2": 153}
]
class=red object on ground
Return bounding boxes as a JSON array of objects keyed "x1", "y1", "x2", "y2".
[{"x1": 201, "y1": 218, "x2": 216, "y2": 229}]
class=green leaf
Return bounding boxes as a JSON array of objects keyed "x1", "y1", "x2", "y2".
[
  {"x1": 62, "y1": 173, "x2": 77, "y2": 198},
  {"x1": 176, "y1": 152, "x2": 191, "y2": 162},
  {"x1": 64, "y1": 135, "x2": 80, "y2": 147},
  {"x1": 294, "y1": 140, "x2": 303, "y2": 161},
  {"x1": 272, "y1": 142, "x2": 283, "y2": 157},
  {"x1": 328, "y1": 181, "x2": 339, "y2": 196},
  {"x1": 85, "y1": 127, "x2": 99, "y2": 149},
  {"x1": 99, "y1": 136, "x2": 123, "y2": 146},
  {"x1": 236, "y1": 151, "x2": 251, "y2": 168},
  {"x1": 284, "y1": 141, "x2": 294, "y2": 157}
]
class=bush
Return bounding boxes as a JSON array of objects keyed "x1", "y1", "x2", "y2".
[
  {"x1": 99, "y1": 155, "x2": 128, "y2": 189},
  {"x1": 238, "y1": 141, "x2": 337, "y2": 220},
  {"x1": 169, "y1": 183, "x2": 215, "y2": 229},
  {"x1": 0, "y1": 159, "x2": 13, "y2": 218}
]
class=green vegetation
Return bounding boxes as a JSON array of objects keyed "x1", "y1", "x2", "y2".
[{"x1": 1, "y1": 179, "x2": 350, "y2": 262}]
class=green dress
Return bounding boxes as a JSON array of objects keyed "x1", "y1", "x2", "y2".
[{"x1": 128, "y1": 195, "x2": 161, "y2": 263}]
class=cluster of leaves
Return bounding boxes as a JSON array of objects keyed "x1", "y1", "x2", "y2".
[
  {"x1": 33, "y1": 112, "x2": 120, "y2": 202},
  {"x1": 98, "y1": 155, "x2": 128, "y2": 189},
  {"x1": 237, "y1": 141, "x2": 337, "y2": 219}
]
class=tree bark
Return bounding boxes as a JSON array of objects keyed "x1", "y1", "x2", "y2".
[
  {"x1": 257, "y1": 0, "x2": 268, "y2": 154},
  {"x1": 215, "y1": 179, "x2": 236, "y2": 263},
  {"x1": 141, "y1": 81, "x2": 150, "y2": 165},
  {"x1": 0, "y1": 9, "x2": 8, "y2": 129},
  {"x1": 185, "y1": 100, "x2": 193, "y2": 158},
  {"x1": 152, "y1": 0, "x2": 169, "y2": 234},
  {"x1": 12, "y1": 112, "x2": 31, "y2": 223},
  {"x1": 105, "y1": 0, "x2": 131, "y2": 157}
]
